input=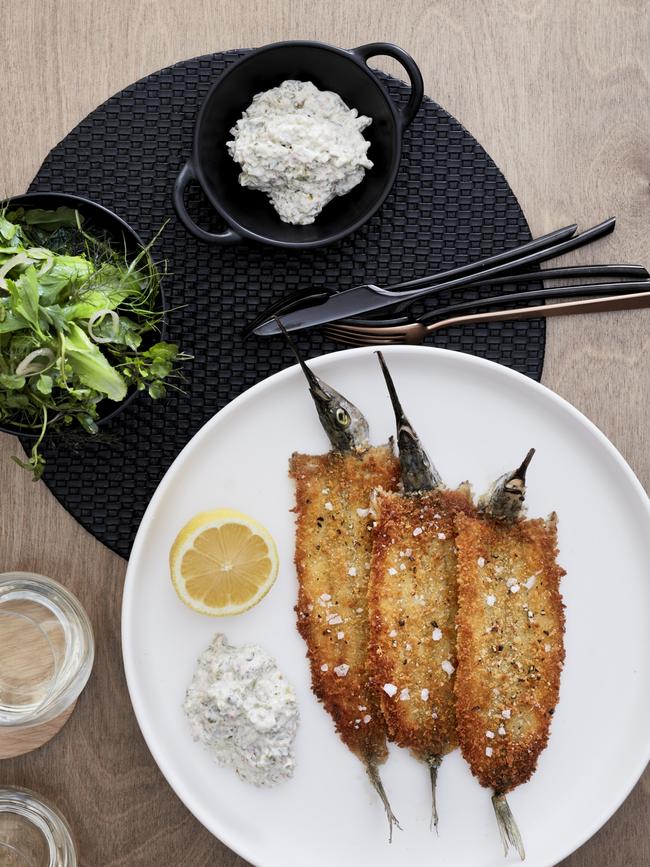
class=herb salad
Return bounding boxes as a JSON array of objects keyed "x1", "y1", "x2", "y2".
[{"x1": 0, "y1": 206, "x2": 186, "y2": 478}]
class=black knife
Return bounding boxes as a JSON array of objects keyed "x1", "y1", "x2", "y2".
[{"x1": 253, "y1": 218, "x2": 615, "y2": 336}]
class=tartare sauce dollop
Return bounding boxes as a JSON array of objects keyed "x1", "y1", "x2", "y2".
[
  {"x1": 226, "y1": 79, "x2": 373, "y2": 225},
  {"x1": 184, "y1": 633, "x2": 299, "y2": 786}
]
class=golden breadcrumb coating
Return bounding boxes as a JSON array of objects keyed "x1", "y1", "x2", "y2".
[
  {"x1": 368, "y1": 487, "x2": 474, "y2": 760},
  {"x1": 290, "y1": 446, "x2": 400, "y2": 761},
  {"x1": 454, "y1": 511, "x2": 565, "y2": 793}
]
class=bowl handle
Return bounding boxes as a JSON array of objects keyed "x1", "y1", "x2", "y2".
[
  {"x1": 173, "y1": 161, "x2": 241, "y2": 244},
  {"x1": 350, "y1": 43, "x2": 424, "y2": 129}
]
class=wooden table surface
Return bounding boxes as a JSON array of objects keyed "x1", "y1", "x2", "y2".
[{"x1": 1, "y1": 1, "x2": 648, "y2": 864}]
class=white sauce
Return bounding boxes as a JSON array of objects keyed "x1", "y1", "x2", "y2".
[
  {"x1": 227, "y1": 80, "x2": 373, "y2": 225},
  {"x1": 184, "y1": 633, "x2": 299, "y2": 786}
]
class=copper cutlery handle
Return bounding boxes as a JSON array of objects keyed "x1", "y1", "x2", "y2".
[{"x1": 431, "y1": 291, "x2": 650, "y2": 333}]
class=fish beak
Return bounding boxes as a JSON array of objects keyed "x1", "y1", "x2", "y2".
[
  {"x1": 276, "y1": 317, "x2": 369, "y2": 452},
  {"x1": 273, "y1": 317, "x2": 329, "y2": 401},
  {"x1": 504, "y1": 448, "x2": 536, "y2": 495},
  {"x1": 376, "y1": 351, "x2": 442, "y2": 493},
  {"x1": 479, "y1": 447, "x2": 536, "y2": 521}
]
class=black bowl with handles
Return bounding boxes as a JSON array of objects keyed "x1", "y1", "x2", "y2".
[
  {"x1": 0, "y1": 191, "x2": 165, "y2": 438},
  {"x1": 173, "y1": 40, "x2": 424, "y2": 249}
]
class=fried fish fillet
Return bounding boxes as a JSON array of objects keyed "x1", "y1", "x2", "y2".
[
  {"x1": 290, "y1": 445, "x2": 400, "y2": 766},
  {"x1": 368, "y1": 487, "x2": 475, "y2": 765},
  {"x1": 454, "y1": 510, "x2": 565, "y2": 796}
]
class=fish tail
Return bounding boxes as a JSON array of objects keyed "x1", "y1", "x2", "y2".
[
  {"x1": 492, "y1": 792, "x2": 526, "y2": 860},
  {"x1": 428, "y1": 755, "x2": 442, "y2": 833},
  {"x1": 365, "y1": 757, "x2": 402, "y2": 842}
]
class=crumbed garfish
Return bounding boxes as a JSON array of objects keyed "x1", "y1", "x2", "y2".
[
  {"x1": 281, "y1": 324, "x2": 401, "y2": 838},
  {"x1": 454, "y1": 449, "x2": 566, "y2": 860},
  {"x1": 368, "y1": 352, "x2": 474, "y2": 830}
]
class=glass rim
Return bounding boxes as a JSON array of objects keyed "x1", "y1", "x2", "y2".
[
  {"x1": 0, "y1": 785, "x2": 77, "y2": 867},
  {"x1": 0, "y1": 573, "x2": 94, "y2": 728}
]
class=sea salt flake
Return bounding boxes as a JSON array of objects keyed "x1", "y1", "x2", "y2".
[
  {"x1": 404, "y1": 548, "x2": 412, "y2": 556},
  {"x1": 477, "y1": 556, "x2": 486, "y2": 567},
  {"x1": 320, "y1": 593, "x2": 331, "y2": 602},
  {"x1": 363, "y1": 714, "x2": 372, "y2": 724},
  {"x1": 438, "y1": 532, "x2": 447, "y2": 540},
  {"x1": 432, "y1": 711, "x2": 438, "y2": 719},
  {"x1": 388, "y1": 567, "x2": 397, "y2": 576},
  {"x1": 389, "y1": 629, "x2": 398, "y2": 637},
  {"x1": 486, "y1": 730, "x2": 495, "y2": 739},
  {"x1": 321, "y1": 664, "x2": 328, "y2": 672},
  {"x1": 412, "y1": 527, "x2": 423, "y2": 537},
  {"x1": 399, "y1": 688, "x2": 410, "y2": 701},
  {"x1": 432, "y1": 627, "x2": 443, "y2": 641},
  {"x1": 337, "y1": 631, "x2": 345, "y2": 640},
  {"x1": 356, "y1": 507, "x2": 372, "y2": 518},
  {"x1": 498, "y1": 725, "x2": 506, "y2": 736},
  {"x1": 441, "y1": 660, "x2": 455, "y2": 676},
  {"x1": 321, "y1": 488, "x2": 330, "y2": 494},
  {"x1": 486, "y1": 594, "x2": 496, "y2": 607},
  {"x1": 358, "y1": 705, "x2": 367, "y2": 711},
  {"x1": 405, "y1": 643, "x2": 412, "y2": 651},
  {"x1": 544, "y1": 643, "x2": 552, "y2": 652},
  {"x1": 348, "y1": 566, "x2": 357, "y2": 577},
  {"x1": 421, "y1": 688, "x2": 429, "y2": 701},
  {"x1": 510, "y1": 583, "x2": 520, "y2": 594},
  {"x1": 485, "y1": 746, "x2": 493, "y2": 758},
  {"x1": 495, "y1": 565, "x2": 504, "y2": 574},
  {"x1": 399, "y1": 563, "x2": 406, "y2": 571},
  {"x1": 324, "y1": 501, "x2": 334, "y2": 511},
  {"x1": 524, "y1": 574, "x2": 537, "y2": 589},
  {"x1": 328, "y1": 614, "x2": 343, "y2": 625},
  {"x1": 356, "y1": 607, "x2": 363, "y2": 614},
  {"x1": 502, "y1": 709, "x2": 511, "y2": 719},
  {"x1": 334, "y1": 664, "x2": 349, "y2": 677},
  {"x1": 383, "y1": 683, "x2": 398, "y2": 697}
]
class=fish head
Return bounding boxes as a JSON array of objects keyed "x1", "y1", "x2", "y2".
[
  {"x1": 309, "y1": 376, "x2": 370, "y2": 453},
  {"x1": 275, "y1": 318, "x2": 369, "y2": 452},
  {"x1": 376, "y1": 351, "x2": 442, "y2": 492},
  {"x1": 479, "y1": 448, "x2": 535, "y2": 521}
]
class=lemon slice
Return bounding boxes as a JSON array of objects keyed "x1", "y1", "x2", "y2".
[{"x1": 169, "y1": 509, "x2": 279, "y2": 616}]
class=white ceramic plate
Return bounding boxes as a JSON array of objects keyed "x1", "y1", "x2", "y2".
[{"x1": 122, "y1": 346, "x2": 650, "y2": 867}]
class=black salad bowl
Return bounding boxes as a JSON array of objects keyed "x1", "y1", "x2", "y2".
[
  {"x1": 0, "y1": 191, "x2": 165, "y2": 438},
  {"x1": 173, "y1": 40, "x2": 424, "y2": 249}
]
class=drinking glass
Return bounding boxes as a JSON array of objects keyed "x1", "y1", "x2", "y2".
[
  {"x1": 0, "y1": 786, "x2": 77, "y2": 866},
  {"x1": 0, "y1": 573, "x2": 94, "y2": 729}
]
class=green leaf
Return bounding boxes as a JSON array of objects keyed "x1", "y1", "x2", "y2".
[
  {"x1": 77, "y1": 413, "x2": 99, "y2": 435},
  {"x1": 0, "y1": 216, "x2": 16, "y2": 241},
  {"x1": 2, "y1": 393, "x2": 31, "y2": 409},
  {"x1": 0, "y1": 308, "x2": 29, "y2": 333},
  {"x1": 9, "y1": 268, "x2": 41, "y2": 333},
  {"x1": 147, "y1": 381, "x2": 166, "y2": 399},
  {"x1": 34, "y1": 374, "x2": 53, "y2": 395},
  {"x1": 0, "y1": 373, "x2": 26, "y2": 389},
  {"x1": 38, "y1": 255, "x2": 95, "y2": 303},
  {"x1": 64, "y1": 322, "x2": 127, "y2": 401},
  {"x1": 22, "y1": 207, "x2": 80, "y2": 230},
  {"x1": 39, "y1": 304, "x2": 69, "y2": 333}
]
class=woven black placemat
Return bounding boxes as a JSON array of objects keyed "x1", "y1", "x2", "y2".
[{"x1": 23, "y1": 49, "x2": 544, "y2": 559}]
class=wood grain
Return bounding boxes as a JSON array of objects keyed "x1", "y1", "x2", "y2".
[
  {"x1": 0, "y1": 1, "x2": 648, "y2": 864},
  {"x1": 0, "y1": 703, "x2": 76, "y2": 761}
]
